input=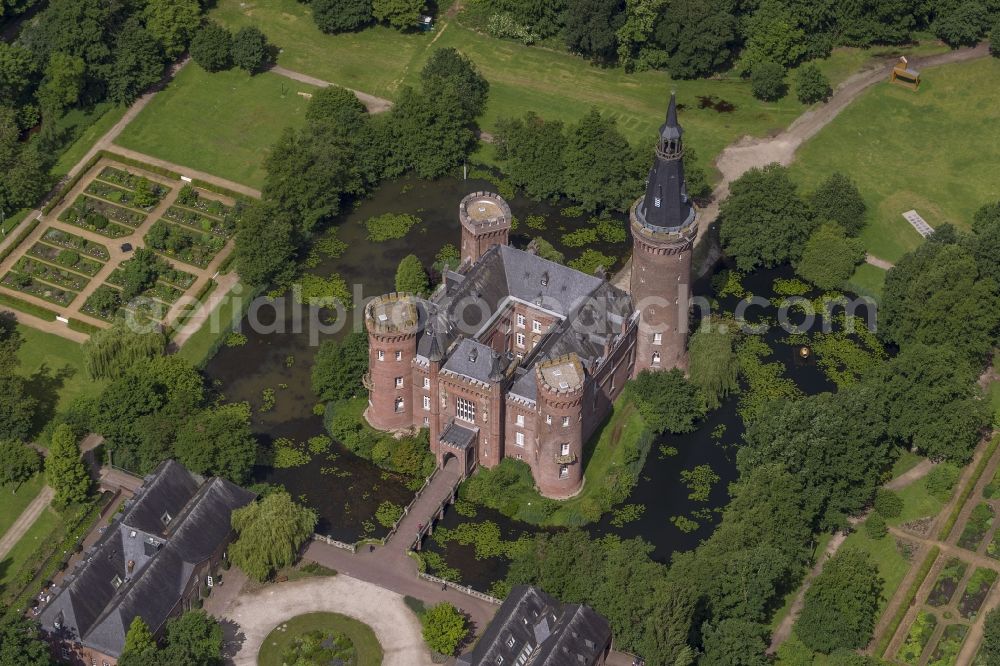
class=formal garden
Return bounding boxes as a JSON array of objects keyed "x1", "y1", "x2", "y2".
[{"x1": 257, "y1": 612, "x2": 383, "y2": 666}]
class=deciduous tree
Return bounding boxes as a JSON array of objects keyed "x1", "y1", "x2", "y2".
[
  {"x1": 420, "y1": 47, "x2": 489, "y2": 119},
  {"x1": 231, "y1": 26, "x2": 269, "y2": 74},
  {"x1": 371, "y1": 0, "x2": 425, "y2": 30},
  {"x1": 107, "y1": 18, "x2": 166, "y2": 105},
  {"x1": 562, "y1": 0, "x2": 625, "y2": 63},
  {"x1": 119, "y1": 617, "x2": 158, "y2": 666},
  {"x1": 144, "y1": 0, "x2": 202, "y2": 58},
  {"x1": 0, "y1": 615, "x2": 51, "y2": 666},
  {"x1": 933, "y1": 1, "x2": 990, "y2": 47},
  {"x1": 0, "y1": 439, "x2": 41, "y2": 491},
  {"x1": 808, "y1": 172, "x2": 867, "y2": 236},
  {"x1": 173, "y1": 403, "x2": 257, "y2": 483},
  {"x1": 795, "y1": 548, "x2": 882, "y2": 653},
  {"x1": 687, "y1": 325, "x2": 738, "y2": 409},
  {"x1": 229, "y1": 489, "x2": 317, "y2": 582},
  {"x1": 37, "y1": 52, "x2": 85, "y2": 115},
  {"x1": 46, "y1": 424, "x2": 90, "y2": 507},
  {"x1": 420, "y1": 603, "x2": 467, "y2": 655},
  {"x1": 750, "y1": 60, "x2": 787, "y2": 101},
  {"x1": 625, "y1": 369, "x2": 702, "y2": 434},
  {"x1": 795, "y1": 221, "x2": 865, "y2": 289},
  {"x1": 394, "y1": 254, "x2": 429, "y2": 295},
  {"x1": 563, "y1": 108, "x2": 643, "y2": 211},
  {"x1": 312, "y1": 332, "x2": 369, "y2": 402},
  {"x1": 234, "y1": 201, "x2": 297, "y2": 288},
  {"x1": 652, "y1": 0, "x2": 738, "y2": 78},
  {"x1": 312, "y1": 0, "x2": 373, "y2": 33},
  {"x1": 161, "y1": 610, "x2": 223, "y2": 665},
  {"x1": 796, "y1": 62, "x2": 832, "y2": 103},
  {"x1": 190, "y1": 22, "x2": 233, "y2": 72},
  {"x1": 494, "y1": 112, "x2": 567, "y2": 201},
  {"x1": 83, "y1": 319, "x2": 166, "y2": 380}
]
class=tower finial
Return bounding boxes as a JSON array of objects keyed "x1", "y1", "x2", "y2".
[{"x1": 666, "y1": 91, "x2": 678, "y2": 127}]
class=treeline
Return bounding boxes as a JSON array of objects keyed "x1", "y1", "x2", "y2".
[
  {"x1": 0, "y1": 0, "x2": 213, "y2": 214},
  {"x1": 232, "y1": 48, "x2": 488, "y2": 289},
  {"x1": 462, "y1": 0, "x2": 999, "y2": 76}
]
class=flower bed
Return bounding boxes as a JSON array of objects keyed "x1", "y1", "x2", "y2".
[
  {"x1": 106, "y1": 270, "x2": 184, "y2": 305},
  {"x1": 80, "y1": 194, "x2": 146, "y2": 226},
  {"x1": 82, "y1": 285, "x2": 123, "y2": 320},
  {"x1": 145, "y1": 220, "x2": 224, "y2": 269},
  {"x1": 28, "y1": 242, "x2": 104, "y2": 276},
  {"x1": 927, "y1": 623, "x2": 968, "y2": 666},
  {"x1": 2, "y1": 271, "x2": 76, "y2": 306},
  {"x1": 15, "y1": 257, "x2": 89, "y2": 291},
  {"x1": 897, "y1": 611, "x2": 938, "y2": 664},
  {"x1": 41, "y1": 229, "x2": 110, "y2": 261},
  {"x1": 958, "y1": 502, "x2": 994, "y2": 551},
  {"x1": 928, "y1": 558, "x2": 968, "y2": 607},
  {"x1": 175, "y1": 184, "x2": 233, "y2": 217},
  {"x1": 59, "y1": 197, "x2": 134, "y2": 237},
  {"x1": 97, "y1": 166, "x2": 170, "y2": 202},
  {"x1": 958, "y1": 567, "x2": 997, "y2": 618},
  {"x1": 85, "y1": 180, "x2": 159, "y2": 212},
  {"x1": 164, "y1": 205, "x2": 235, "y2": 237}
]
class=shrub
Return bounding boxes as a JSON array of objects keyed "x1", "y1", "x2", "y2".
[
  {"x1": 926, "y1": 463, "x2": 960, "y2": 502},
  {"x1": 420, "y1": 603, "x2": 467, "y2": 656},
  {"x1": 529, "y1": 237, "x2": 564, "y2": 264},
  {"x1": 865, "y1": 512, "x2": 888, "y2": 539},
  {"x1": 567, "y1": 249, "x2": 614, "y2": 275},
  {"x1": 56, "y1": 249, "x2": 80, "y2": 267},
  {"x1": 231, "y1": 26, "x2": 268, "y2": 74},
  {"x1": 751, "y1": 61, "x2": 787, "y2": 101},
  {"x1": 796, "y1": 63, "x2": 832, "y2": 104},
  {"x1": 874, "y1": 489, "x2": 903, "y2": 518},
  {"x1": 312, "y1": 0, "x2": 373, "y2": 33},
  {"x1": 375, "y1": 500, "x2": 403, "y2": 528}
]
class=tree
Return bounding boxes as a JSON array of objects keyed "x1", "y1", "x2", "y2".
[
  {"x1": 615, "y1": 0, "x2": 667, "y2": 69},
  {"x1": 0, "y1": 312, "x2": 21, "y2": 373},
  {"x1": 864, "y1": 512, "x2": 887, "y2": 539},
  {"x1": 795, "y1": 222, "x2": 865, "y2": 289},
  {"x1": 305, "y1": 85, "x2": 367, "y2": 128},
  {"x1": 420, "y1": 47, "x2": 489, "y2": 120},
  {"x1": 808, "y1": 172, "x2": 867, "y2": 236},
  {"x1": 563, "y1": 108, "x2": 643, "y2": 211},
  {"x1": 46, "y1": 424, "x2": 90, "y2": 507},
  {"x1": 312, "y1": 332, "x2": 368, "y2": 401},
  {"x1": 700, "y1": 618, "x2": 769, "y2": 665},
  {"x1": 107, "y1": 18, "x2": 166, "y2": 105},
  {"x1": 873, "y1": 344, "x2": 990, "y2": 463},
  {"x1": 991, "y1": 17, "x2": 1000, "y2": 58},
  {"x1": 83, "y1": 320, "x2": 166, "y2": 380},
  {"x1": 37, "y1": 52, "x2": 85, "y2": 115},
  {"x1": 982, "y1": 607, "x2": 1000, "y2": 664},
  {"x1": 393, "y1": 86, "x2": 475, "y2": 178},
  {"x1": 0, "y1": 374, "x2": 36, "y2": 442},
  {"x1": 562, "y1": 0, "x2": 625, "y2": 63},
  {"x1": 969, "y1": 200, "x2": 1000, "y2": 282},
  {"x1": 234, "y1": 201, "x2": 296, "y2": 288},
  {"x1": 796, "y1": 548, "x2": 882, "y2": 653},
  {"x1": 834, "y1": 0, "x2": 916, "y2": 46},
  {"x1": 144, "y1": 0, "x2": 201, "y2": 58},
  {"x1": 371, "y1": 0, "x2": 425, "y2": 30},
  {"x1": 880, "y1": 240, "x2": 1000, "y2": 361},
  {"x1": 174, "y1": 403, "x2": 257, "y2": 483},
  {"x1": 687, "y1": 325, "x2": 738, "y2": 409},
  {"x1": 750, "y1": 60, "x2": 787, "y2": 101},
  {"x1": 739, "y1": 0, "x2": 807, "y2": 71},
  {"x1": 494, "y1": 112, "x2": 567, "y2": 201},
  {"x1": 161, "y1": 610, "x2": 223, "y2": 665},
  {"x1": 0, "y1": 439, "x2": 41, "y2": 491},
  {"x1": 720, "y1": 163, "x2": 815, "y2": 270},
  {"x1": 625, "y1": 369, "x2": 702, "y2": 434},
  {"x1": 229, "y1": 489, "x2": 318, "y2": 582},
  {"x1": 651, "y1": 0, "x2": 738, "y2": 78},
  {"x1": 0, "y1": 615, "x2": 51, "y2": 666},
  {"x1": 796, "y1": 62, "x2": 831, "y2": 103},
  {"x1": 0, "y1": 42, "x2": 38, "y2": 107},
  {"x1": 933, "y1": 1, "x2": 990, "y2": 47},
  {"x1": 530, "y1": 237, "x2": 565, "y2": 263},
  {"x1": 190, "y1": 22, "x2": 233, "y2": 72},
  {"x1": 312, "y1": 0, "x2": 373, "y2": 33},
  {"x1": 420, "y1": 603, "x2": 467, "y2": 655},
  {"x1": 231, "y1": 26, "x2": 269, "y2": 74},
  {"x1": 119, "y1": 617, "x2": 159, "y2": 666},
  {"x1": 395, "y1": 254, "x2": 429, "y2": 295}
]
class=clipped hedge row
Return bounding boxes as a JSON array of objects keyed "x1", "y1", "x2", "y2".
[
  {"x1": 0, "y1": 290, "x2": 59, "y2": 321},
  {"x1": 42, "y1": 152, "x2": 105, "y2": 215},
  {"x1": 937, "y1": 434, "x2": 1000, "y2": 541},
  {"x1": 67, "y1": 318, "x2": 103, "y2": 335},
  {"x1": 876, "y1": 545, "x2": 940, "y2": 659},
  {"x1": 191, "y1": 177, "x2": 255, "y2": 203},
  {"x1": 0, "y1": 217, "x2": 41, "y2": 263}
]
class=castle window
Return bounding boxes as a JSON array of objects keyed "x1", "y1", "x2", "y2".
[
  {"x1": 561, "y1": 443, "x2": 570, "y2": 456},
  {"x1": 423, "y1": 417, "x2": 430, "y2": 426},
  {"x1": 395, "y1": 377, "x2": 404, "y2": 389},
  {"x1": 561, "y1": 416, "x2": 570, "y2": 427},
  {"x1": 654, "y1": 196, "x2": 661, "y2": 207},
  {"x1": 532, "y1": 320, "x2": 542, "y2": 333},
  {"x1": 516, "y1": 333, "x2": 525, "y2": 348},
  {"x1": 377, "y1": 350, "x2": 384, "y2": 361},
  {"x1": 559, "y1": 465, "x2": 569, "y2": 479},
  {"x1": 423, "y1": 396, "x2": 430, "y2": 410},
  {"x1": 545, "y1": 414, "x2": 552, "y2": 425},
  {"x1": 395, "y1": 350, "x2": 403, "y2": 361},
  {"x1": 516, "y1": 414, "x2": 524, "y2": 427},
  {"x1": 652, "y1": 352, "x2": 661, "y2": 365},
  {"x1": 516, "y1": 432, "x2": 525, "y2": 447},
  {"x1": 653, "y1": 333, "x2": 662, "y2": 345},
  {"x1": 423, "y1": 377, "x2": 430, "y2": 389},
  {"x1": 456, "y1": 397, "x2": 476, "y2": 423},
  {"x1": 395, "y1": 397, "x2": 405, "y2": 413},
  {"x1": 516, "y1": 314, "x2": 525, "y2": 328}
]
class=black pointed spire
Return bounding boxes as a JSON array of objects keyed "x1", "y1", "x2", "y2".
[
  {"x1": 635, "y1": 91, "x2": 695, "y2": 232},
  {"x1": 426, "y1": 326, "x2": 444, "y2": 362}
]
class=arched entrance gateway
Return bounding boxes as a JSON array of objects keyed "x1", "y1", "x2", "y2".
[{"x1": 438, "y1": 423, "x2": 477, "y2": 478}]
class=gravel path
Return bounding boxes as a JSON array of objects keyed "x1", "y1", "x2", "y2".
[{"x1": 0, "y1": 486, "x2": 54, "y2": 561}]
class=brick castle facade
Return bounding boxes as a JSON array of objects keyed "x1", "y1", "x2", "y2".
[{"x1": 364, "y1": 94, "x2": 697, "y2": 498}]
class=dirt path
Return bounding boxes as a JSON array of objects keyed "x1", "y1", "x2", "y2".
[
  {"x1": 169, "y1": 270, "x2": 239, "y2": 348},
  {"x1": 768, "y1": 458, "x2": 936, "y2": 652},
  {"x1": 865, "y1": 253, "x2": 895, "y2": 270},
  {"x1": 0, "y1": 486, "x2": 54, "y2": 561},
  {"x1": 269, "y1": 65, "x2": 394, "y2": 114},
  {"x1": 697, "y1": 43, "x2": 990, "y2": 242}
]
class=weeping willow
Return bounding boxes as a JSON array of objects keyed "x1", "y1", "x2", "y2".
[
  {"x1": 688, "y1": 324, "x2": 740, "y2": 410},
  {"x1": 83, "y1": 322, "x2": 166, "y2": 380}
]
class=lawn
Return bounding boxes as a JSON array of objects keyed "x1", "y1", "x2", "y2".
[
  {"x1": 0, "y1": 474, "x2": 45, "y2": 541},
  {"x1": 16, "y1": 324, "x2": 102, "y2": 414},
  {"x1": 791, "y1": 58, "x2": 1000, "y2": 263},
  {"x1": 847, "y1": 263, "x2": 887, "y2": 300},
  {"x1": 0, "y1": 505, "x2": 61, "y2": 589},
  {"x1": 889, "y1": 477, "x2": 944, "y2": 527},
  {"x1": 175, "y1": 280, "x2": 249, "y2": 368},
  {"x1": 206, "y1": 0, "x2": 943, "y2": 181},
  {"x1": 257, "y1": 612, "x2": 383, "y2": 666},
  {"x1": 116, "y1": 66, "x2": 316, "y2": 188}
]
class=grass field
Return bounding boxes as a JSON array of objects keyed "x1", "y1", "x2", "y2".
[
  {"x1": 16, "y1": 324, "x2": 101, "y2": 414},
  {"x1": 0, "y1": 505, "x2": 60, "y2": 588},
  {"x1": 202, "y1": 0, "x2": 949, "y2": 184},
  {"x1": 792, "y1": 58, "x2": 1000, "y2": 263},
  {"x1": 0, "y1": 475, "x2": 45, "y2": 541},
  {"x1": 257, "y1": 612, "x2": 383, "y2": 666},
  {"x1": 847, "y1": 263, "x2": 888, "y2": 299},
  {"x1": 117, "y1": 66, "x2": 316, "y2": 188}
]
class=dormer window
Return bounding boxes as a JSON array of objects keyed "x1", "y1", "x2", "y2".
[
  {"x1": 506, "y1": 635, "x2": 516, "y2": 648},
  {"x1": 160, "y1": 511, "x2": 172, "y2": 526},
  {"x1": 128, "y1": 530, "x2": 137, "y2": 538},
  {"x1": 540, "y1": 272, "x2": 548, "y2": 286},
  {"x1": 111, "y1": 575, "x2": 123, "y2": 589}
]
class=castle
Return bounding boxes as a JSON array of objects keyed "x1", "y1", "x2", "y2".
[{"x1": 364, "y1": 94, "x2": 696, "y2": 498}]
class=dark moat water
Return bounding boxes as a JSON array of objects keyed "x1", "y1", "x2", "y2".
[{"x1": 204, "y1": 174, "x2": 848, "y2": 578}]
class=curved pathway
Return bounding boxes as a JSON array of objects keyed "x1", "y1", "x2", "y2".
[{"x1": 226, "y1": 575, "x2": 433, "y2": 666}]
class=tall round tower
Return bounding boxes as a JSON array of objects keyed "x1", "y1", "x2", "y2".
[
  {"x1": 630, "y1": 92, "x2": 697, "y2": 374},
  {"x1": 459, "y1": 191, "x2": 511, "y2": 267},
  {"x1": 364, "y1": 292, "x2": 420, "y2": 431},
  {"x1": 534, "y1": 354, "x2": 586, "y2": 498}
]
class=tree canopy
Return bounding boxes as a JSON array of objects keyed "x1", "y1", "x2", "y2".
[
  {"x1": 83, "y1": 319, "x2": 166, "y2": 380},
  {"x1": 0, "y1": 615, "x2": 52, "y2": 666},
  {"x1": 395, "y1": 254, "x2": 430, "y2": 295},
  {"x1": 312, "y1": 332, "x2": 369, "y2": 402},
  {"x1": 229, "y1": 489, "x2": 318, "y2": 582},
  {"x1": 795, "y1": 221, "x2": 865, "y2": 289},
  {"x1": 173, "y1": 403, "x2": 257, "y2": 483},
  {"x1": 190, "y1": 22, "x2": 233, "y2": 72},
  {"x1": 420, "y1": 603, "x2": 468, "y2": 655},
  {"x1": 46, "y1": 423, "x2": 90, "y2": 507},
  {"x1": 625, "y1": 369, "x2": 702, "y2": 434},
  {"x1": 312, "y1": 0, "x2": 373, "y2": 33},
  {"x1": 795, "y1": 548, "x2": 882, "y2": 653},
  {"x1": 809, "y1": 172, "x2": 868, "y2": 236}
]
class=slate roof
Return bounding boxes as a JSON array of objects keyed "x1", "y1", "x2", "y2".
[
  {"x1": 456, "y1": 586, "x2": 611, "y2": 666},
  {"x1": 39, "y1": 461, "x2": 254, "y2": 658},
  {"x1": 636, "y1": 93, "x2": 696, "y2": 233},
  {"x1": 442, "y1": 338, "x2": 498, "y2": 383},
  {"x1": 439, "y1": 421, "x2": 478, "y2": 450}
]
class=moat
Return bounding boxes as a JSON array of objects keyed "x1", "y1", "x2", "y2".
[{"x1": 203, "y1": 173, "x2": 845, "y2": 588}]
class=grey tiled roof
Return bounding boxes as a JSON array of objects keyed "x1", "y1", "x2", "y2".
[
  {"x1": 456, "y1": 586, "x2": 611, "y2": 666},
  {"x1": 40, "y1": 462, "x2": 254, "y2": 658},
  {"x1": 442, "y1": 338, "x2": 497, "y2": 383},
  {"x1": 440, "y1": 421, "x2": 478, "y2": 450}
]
